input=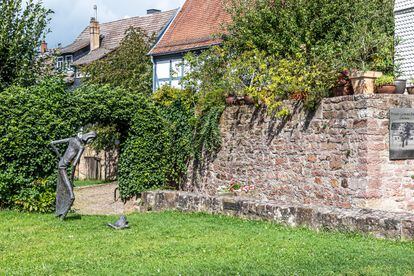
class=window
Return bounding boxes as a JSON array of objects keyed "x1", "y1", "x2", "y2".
[
  {"x1": 154, "y1": 58, "x2": 186, "y2": 90},
  {"x1": 56, "y1": 57, "x2": 64, "y2": 69},
  {"x1": 65, "y1": 55, "x2": 73, "y2": 68}
]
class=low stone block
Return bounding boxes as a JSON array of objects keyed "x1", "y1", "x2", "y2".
[{"x1": 139, "y1": 191, "x2": 414, "y2": 240}]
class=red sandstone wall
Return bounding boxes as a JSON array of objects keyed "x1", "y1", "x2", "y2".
[{"x1": 185, "y1": 94, "x2": 414, "y2": 213}]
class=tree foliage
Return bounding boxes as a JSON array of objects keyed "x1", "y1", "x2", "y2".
[
  {"x1": 0, "y1": 0, "x2": 52, "y2": 90},
  {"x1": 83, "y1": 27, "x2": 155, "y2": 93},
  {"x1": 185, "y1": 0, "x2": 395, "y2": 113},
  {"x1": 225, "y1": 0, "x2": 394, "y2": 72}
]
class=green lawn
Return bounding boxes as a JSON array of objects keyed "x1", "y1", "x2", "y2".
[
  {"x1": 0, "y1": 211, "x2": 413, "y2": 275},
  {"x1": 74, "y1": 179, "x2": 111, "y2": 187}
]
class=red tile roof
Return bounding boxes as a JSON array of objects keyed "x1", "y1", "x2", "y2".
[
  {"x1": 149, "y1": 0, "x2": 231, "y2": 56},
  {"x1": 60, "y1": 9, "x2": 178, "y2": 66}
]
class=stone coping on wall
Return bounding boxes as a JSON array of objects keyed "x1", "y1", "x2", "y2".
[{"x1": 138, "y1": 190, "x2": 414, "y2": 240}]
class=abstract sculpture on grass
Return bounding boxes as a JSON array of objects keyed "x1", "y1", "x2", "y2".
[{"x1": 50, "y1": 131, "x2": 97, "y2": 219}]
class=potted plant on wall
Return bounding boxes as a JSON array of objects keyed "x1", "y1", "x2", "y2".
[
  {"x1": 394, "y1": 64, "x2": 407, "y2": 94},
  {"x1": 350, "y1": 69, "x2": 383, "y2": 94},
  {"x1": 375, "y1": 75, "x2": 396, "y2": 94},
  {"x1": 394, "y1": 78, "x2": 407, "y2": 94},
  {"x1": 347, "y1": 24, "x2": 393, "y2": 94},
  {"x1": 332, "y1": 70, "x2": 354, "y2": 96},
  {"x1": 225, "y1": 94, "x2": 237, "y2": 105},
  {"x1": 407, "y1": 78, "x2": 414, "y2": 95}
]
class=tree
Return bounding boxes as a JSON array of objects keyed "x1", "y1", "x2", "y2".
[
  {"x1": 185, "y1": 0, "x2": 395, "y2": 114},
  {"x1": 0, "y1": 0, "x2": 52, "y2": 91},
  {"x1": 83, "y1": 27, "x2": 155, "y2": 94}
]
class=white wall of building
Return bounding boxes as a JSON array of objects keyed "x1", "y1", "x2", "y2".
[
  {"x1": 153, "y1": 57, "x2": 186, "y2": 90},
  {"x1": 395, "y1": 0, "x2": 414, "y2": 83}
]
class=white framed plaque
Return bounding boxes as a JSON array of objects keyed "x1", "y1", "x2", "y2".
[{"x1": 390, "y1": 108, "x2": 414, "y2": 160}]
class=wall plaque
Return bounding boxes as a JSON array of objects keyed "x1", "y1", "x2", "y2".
[{"x1": 390, "y1": 108, "x2": 414, "y2": 160}]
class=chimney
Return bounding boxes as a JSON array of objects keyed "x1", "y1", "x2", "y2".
[
  {"x1": 147, "y1": 9, "x2": 161, "y2": 14},
  {"x1": 89, "y1": 17, "x2": 100, "y2": 51},
  {"x1": 40, "y1": 40, "x2": 47, "y2": 54}
]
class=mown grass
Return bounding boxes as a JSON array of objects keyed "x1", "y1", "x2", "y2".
[
  {"x1": 74, "y1": 180, "x2": 112, "y2": 187},
  {"x1": 0, "y1": 211, "x2": 413, "y2": 275}
]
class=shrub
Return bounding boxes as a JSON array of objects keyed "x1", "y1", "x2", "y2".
[
  {"x1": 0, "y1": 78, "x2": 80, "y2": 211},
  {"x1": 186, "y1": 0, "x2": 395, "y2": 113},
  {"x1": 118, "y1": 87, "x2": 196, "y2": 197},
  {"x1": 117, "y1": 100, "x2": 170, "y2": 197},
  {"x1": 0, "y1": 81, "x2": 224, "y2": 208}
]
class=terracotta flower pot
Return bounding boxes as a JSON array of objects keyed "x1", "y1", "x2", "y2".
[
  {"x1": 243, "y1": 95, "x2": 255, "y2": 105},
  {"x1": 407, "y1": 86, "x2": 414, "y2": 95},
  {"x1": 350, "y1": 70, "x2": 383, "y2": 94},
  {"x1": 376, "y1": 85, "x2": 397, "y2": 94},
  {"x1": 225, "y1": 95, "x2": 237, "y2": 105},
  {"x1": 332, "y1": 85, "x2": 353, "y2": 97},
  {"x1": 332, "y1": 85, "x2": 345, "y2": 97}
]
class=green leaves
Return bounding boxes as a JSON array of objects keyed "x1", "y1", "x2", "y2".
[
  {"x1": 191, "y1": 0, "x2": 395, "y2": 113},
  {"x1": 0, "y1": 78, "x2": 76, "y2": 211},
  {"x1": 0, "y1": 0, "x2": 52, "y2": 90},
  {"x1": 118, "y1": 87, "x2": 198, "y2": 198},
  {"x1": 82, "y1": 27, "x2": 154, "y2": 94}
]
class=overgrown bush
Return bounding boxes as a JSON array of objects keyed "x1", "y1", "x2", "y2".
[
  {"x1": 0, "y1": 80, "x2": 224, "y2": 210},
  {"x1": 0, "y1": 78, "x2": 79, "y2": 211},
  {"x1": 118, "y1": 87, "x2": 196, "y2": 198},
  {"x1": 186, "y1": 0, "x2": 395, "y2": 114},
  {"x1": 117, "y1": 100, "x2": 171, "y2": 197}
]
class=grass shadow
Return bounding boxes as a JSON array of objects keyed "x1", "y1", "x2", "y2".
[{"x1": 64, "y1": 214, "x2": 82, "y2": 221}]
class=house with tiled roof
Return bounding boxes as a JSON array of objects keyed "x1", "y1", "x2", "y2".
[
  {"x1": 57, "y1": 9, "x2": 177, "y2": 78},
  {"x1": 149, "y1": 0, "x2": 231, "y2": 90}
]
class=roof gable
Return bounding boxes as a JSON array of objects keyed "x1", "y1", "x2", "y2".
[
  {"x1": 149, "y1": 0, "x2": 231, "y2": 56},
  {"x1": 61, "y1": 9, "x2": 178, "y2": 65}
]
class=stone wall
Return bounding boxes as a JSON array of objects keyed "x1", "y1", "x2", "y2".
[
  {"x1": 185, "y1": 94, "x2": 414, "y2": 213},
  {"x1": 139, "y1": 190, "x2": 414, "y2": 240}
]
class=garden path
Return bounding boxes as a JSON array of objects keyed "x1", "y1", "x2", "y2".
[{"x1": 73, "y1": 183, "x2": 135, "y2": 215}]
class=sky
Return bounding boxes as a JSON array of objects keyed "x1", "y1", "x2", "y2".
[{"x1": 42, "y1": 0, "x2": 185, "y2": 48}]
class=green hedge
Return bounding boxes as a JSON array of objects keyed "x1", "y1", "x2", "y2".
[
  {"x1": 0, "y1": 78, "x2": 79, "y2": 212},
  {"x1": 118, "y1": 90, "x2": 196, "y2": 198},
  {"x1": 0, "y1": 81, "x2": 221, "y2": 211}
]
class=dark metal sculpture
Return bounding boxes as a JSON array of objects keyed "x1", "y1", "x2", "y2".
[
  {"x1": 50, "y1": 131, "x2": 97, "y2": 219},
  {"x1": 108, "y1": 215, "x2": 129, "y2": 230}
]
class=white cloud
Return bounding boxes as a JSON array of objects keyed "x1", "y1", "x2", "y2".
[{"x1": 43, "y1": 0, "x2": 184, "y2": 47}]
